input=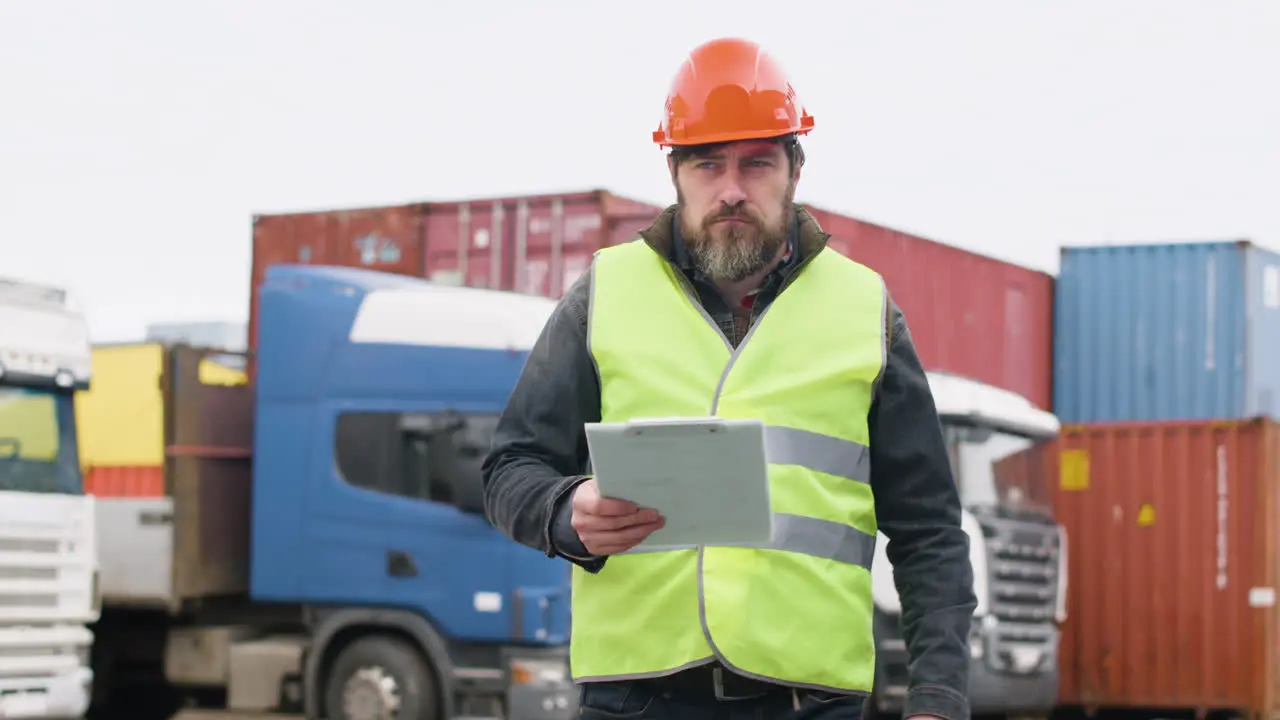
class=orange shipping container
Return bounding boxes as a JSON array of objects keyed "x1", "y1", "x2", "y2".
[
  {"x1": 84, "y1": 465, "x2": 164, "y2": 497},
  {"x1": 995, "y1": 419, "x2": 1280, "y2": 717}
]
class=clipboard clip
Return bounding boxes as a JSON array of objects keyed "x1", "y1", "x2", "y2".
[{"x1": 623, "y1": 417, "x2": 728, "y2": 437}]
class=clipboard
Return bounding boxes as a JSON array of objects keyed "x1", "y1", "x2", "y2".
[{"x1": 583, "y1": 416, "x2": 773, "y2": 551}]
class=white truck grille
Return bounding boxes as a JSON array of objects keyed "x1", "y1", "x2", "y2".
[
  {"x1": 0, "y1": 492, "x2": 97, "y2": 680},
  {"x1": 0, "y1": 534, "x2": 82, "y2": 621},
  {"x1": 0, "y1": 540, "x2": 61, "y2": 614},
  {"x1": 0, "y1": 626, "x2": 92, "y2": 678}
]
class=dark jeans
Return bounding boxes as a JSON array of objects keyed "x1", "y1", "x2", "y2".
[{"x1": 578, "y1": 680, "x2": 867, "y2": 720}]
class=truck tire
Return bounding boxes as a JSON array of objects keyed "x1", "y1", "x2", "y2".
[{"x1": 323, "y1": 635, "x2": 439, "y2": 720}]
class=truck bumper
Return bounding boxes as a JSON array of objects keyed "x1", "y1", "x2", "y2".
[
  {"x1": 968, "y1": 658, "x2": 1058, "y2": 713},
  {"x1": 0, "y1": 666, "x2": 93, "y2": 719},
  {"x1": 507, "y1": 682, "x2": 576, "y2": 720},
  {"x1": 502, "y1": 646, "x2": 577, "y2": 720},
  {"x1": 968, "y1": 615, "x2": 1060, "y2": 713},
  {"x1": 873, "y1": 612, "x2": 1059, "y2": 716}
]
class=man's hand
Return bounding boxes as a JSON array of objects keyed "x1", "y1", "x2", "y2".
[{"x1": 570, "y1": 478, "x2": 665, "y2": 555}]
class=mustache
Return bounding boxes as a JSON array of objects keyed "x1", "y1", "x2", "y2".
[{"x1": 706, "y1": 207, "x2": 759, "y2": 224}]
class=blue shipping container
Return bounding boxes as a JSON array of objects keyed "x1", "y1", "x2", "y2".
[{"x1": 1054, "y1": 240, "x2": 1280, "y2": 423}]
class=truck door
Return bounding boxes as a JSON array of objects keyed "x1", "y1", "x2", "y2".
[{"x1": 311, "y1": 407, "x2": 523, "y2": 644}]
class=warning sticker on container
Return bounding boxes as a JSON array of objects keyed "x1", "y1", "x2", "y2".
[
  {"x1": 1137, "y1": 503, "x2": 1156, "y2": 527},
  {"x1": 1059, "y1": 450, "x2": 1090, "y2": 492}
]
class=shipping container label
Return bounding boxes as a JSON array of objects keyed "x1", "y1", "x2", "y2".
[
  {"x1": 1136, "y1": 502, "x2": 1156, "y2": 527},
  {"x1": 354, "y1": 233, "x2": 402, "y2": 266},
  {"x1": 1247, "y1": 587, "x2": 1276, "y2": 608},
  {"x1": 1059, "y1": 449, "x2": 1090, "y2": 491}
]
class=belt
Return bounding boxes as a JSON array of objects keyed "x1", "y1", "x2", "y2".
[{"x1": 648, "y1": 663, "x2": 782, "y2": 702}]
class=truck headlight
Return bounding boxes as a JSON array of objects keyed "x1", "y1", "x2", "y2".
[{"x1": 509, "y1": 657, "x2": 568, "y2": 687}]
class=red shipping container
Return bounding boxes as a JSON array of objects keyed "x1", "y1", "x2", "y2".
[
  {"x1": 418, "y1": 190, "x2": 664, "y2": 297},
  {"x1": 996, "y1": 419, "x2": 1280, "y2": 717},
  {"x1": 249, "y1": 202, "x2": 427, "y2": 353},
  {"x1": 249, "y1": 191, "x2": 664, "y2": 353},
  {"x1": 248, "y1": 192, "x2": 1051, "y2": 407},
  {"x1": 804, "y1": 204, "x2": 1054, "y2": 409}
]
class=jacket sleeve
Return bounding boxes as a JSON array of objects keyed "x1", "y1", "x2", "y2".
[
  {"x1": 867, "y1": 296, "x2": 977, "y2": 720},
  {"x1": 480, "y1": 269, "x2": 607, "y2": 572}
]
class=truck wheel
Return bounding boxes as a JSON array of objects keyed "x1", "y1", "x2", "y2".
[{"x1": 324, "y1": 635, "x2": 438, "y2": 720}]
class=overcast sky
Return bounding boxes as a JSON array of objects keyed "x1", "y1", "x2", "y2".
[{"x1": 2, "y1": 0, "x2": 1276, "y2": 341}]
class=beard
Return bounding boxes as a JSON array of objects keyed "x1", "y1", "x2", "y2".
[{"x1": 679, "y1": 203, "x2": 790, "y2": 284}]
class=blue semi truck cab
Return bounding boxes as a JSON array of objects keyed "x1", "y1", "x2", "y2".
[{"x1": 87, "y1": 265, "x2": 575, "y2": 720}]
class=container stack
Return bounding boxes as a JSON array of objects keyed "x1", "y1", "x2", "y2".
[
  {"x1": 1000, "y1": 239, "x2": 1280, "y2": 717},
  {"x1": 1054, "y1": 240, "x2": 1280, "y2": 423}
]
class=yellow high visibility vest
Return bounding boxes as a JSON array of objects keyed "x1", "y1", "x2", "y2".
[{"x1": 572, "y1": 238, "x2": 887, "y2": 693}]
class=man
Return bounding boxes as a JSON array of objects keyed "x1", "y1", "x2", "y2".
[{"x1": 482, "y1": 37, "x2": 976, "y2": 720}]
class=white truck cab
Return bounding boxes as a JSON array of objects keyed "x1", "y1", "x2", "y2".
[
  {"x1": 868, "y1": 371, "x2": 1067, "y2": 717},
  {"x1": 0, "y1": 277, "x2": 97, "y2": 719}
]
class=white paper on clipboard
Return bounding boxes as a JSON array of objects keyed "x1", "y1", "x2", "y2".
[{"x1": 583, "y1": 416, "x2": 773, "y2": 551}]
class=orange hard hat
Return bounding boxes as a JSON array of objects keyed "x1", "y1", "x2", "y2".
[{"x1": 652, "y1": 37, "x2": 815, "y2": 148}]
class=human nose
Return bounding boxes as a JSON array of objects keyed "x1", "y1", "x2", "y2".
[{"x1": 715, "y1": 169, "x2": 748, "y2": 206}]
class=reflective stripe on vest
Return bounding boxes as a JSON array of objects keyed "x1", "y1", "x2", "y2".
[{"x1": 572, "y1": 238, "x2": 886, "y2": 694}]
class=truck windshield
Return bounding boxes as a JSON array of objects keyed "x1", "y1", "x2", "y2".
[
  {"x1": 0, "y1": 385, "x2": 82, "y2": 494},
  {"x1": 943, "y1": 423, "x2": 1041, "y2": 509}
]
